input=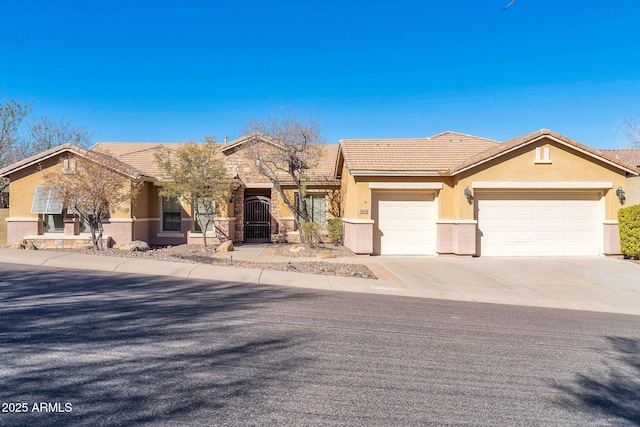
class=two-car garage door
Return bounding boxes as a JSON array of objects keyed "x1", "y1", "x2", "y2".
[{"x1": 476, "y1": 193, "x2": 602, "y2": 256}]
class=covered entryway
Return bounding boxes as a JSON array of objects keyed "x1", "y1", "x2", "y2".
[
  {"x1": 373, "y1": 192, "x2": 436, "y2": 255},
  {"x1": 476, "y1": 192, "x2": 602, "y2": 256},
  {"x1": 244, "y1": 195, "x2": 271, "y2": 243}
]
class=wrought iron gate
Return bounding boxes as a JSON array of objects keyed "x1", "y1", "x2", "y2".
[{"x1": 244, "y1": 196, "x2": 271, "y2": 243}]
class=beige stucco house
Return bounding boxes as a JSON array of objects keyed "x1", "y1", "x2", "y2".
[
  {"x1": 337, "y1": 129, "x2": 638, "y2": 256},
  {"x1": 1, "y1": 129, "x2": 638, "y2": 256},
  {"x1": 0, "y1": 135, "x2": 339, "y2": 248}
]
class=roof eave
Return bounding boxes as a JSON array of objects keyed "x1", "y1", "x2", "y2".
[{"x1": 350, "y1": 170, "x2": 445, "y2": 177}]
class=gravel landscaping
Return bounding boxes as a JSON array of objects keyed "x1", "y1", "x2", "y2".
[{"x1": 41, "y1": 243, "x2": 378, "y2": 279}]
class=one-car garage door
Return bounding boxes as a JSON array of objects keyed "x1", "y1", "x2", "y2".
[
  {"x1": 476, "y1": 192, "x2": 602, "y2": 256},
  {"x1": 373, "y1": 192, "x2": 436, "y2": 255}
]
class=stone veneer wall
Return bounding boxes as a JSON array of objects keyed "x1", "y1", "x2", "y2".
[
  {"x1": 233, "y1": 187, "x2": 245, "y2": 242},
  {"x1": 30, "y1": 236, "x2": 113, "y2": 249}
]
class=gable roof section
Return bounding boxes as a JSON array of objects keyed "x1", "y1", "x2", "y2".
[
  {"x1": 0, "y1": 144, "x2": 147, "y2": 179},
  {"x1": 92, "y1": 142, "x2": 183, "y2": 177},
  {"x1": 222, "y1": 133, "x2": 339, "y2": 184},
  {"x1": 221, "y1": 133, "x2": 283, "y2": 153},
  {"x1": 450, "y1": 129, "x2": 639, "y2": 176},
  {"x1": 336, "y1": 131, "x2": 499, "y2": 176}
]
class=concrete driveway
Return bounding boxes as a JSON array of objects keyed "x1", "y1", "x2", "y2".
[{"x1": 374, "y1": 256, "x2": 640, "y2": 315}]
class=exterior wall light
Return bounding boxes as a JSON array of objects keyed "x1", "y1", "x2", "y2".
[
  {"x1": 464, "y1": 186, "x2": 473, "y2": 203},
  {"x1": 616, "y1": 186, "x2": 626, "y2": 204}
]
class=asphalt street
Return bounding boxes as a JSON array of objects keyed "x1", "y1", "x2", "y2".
[{"x1": 0, "y1": 262, "x2": 639, "y2": 426}]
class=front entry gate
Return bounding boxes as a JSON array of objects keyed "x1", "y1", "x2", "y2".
[{"x1": 244, "y1": 196, "x2": 271, "y2": 243}]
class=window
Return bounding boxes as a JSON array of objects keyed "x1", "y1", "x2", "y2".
[
  {"x1": 194, "y1": 200, "x2": 215, "y2": 233},
  {"x1": 297, "y1": 194, "x2": 327, "y2": 226},
  {"x1": 31, "y1": 186, "x2": 65, "y2": 234},
  {"x1": 162, "y1": 196, "x2": 182, "y2": 232},
  {"x1": 78, "y1": 215, "x2": 91, "y2": 233},
  {"x1": 43, "y1": 214, "x2": 64, "y2": 233}
]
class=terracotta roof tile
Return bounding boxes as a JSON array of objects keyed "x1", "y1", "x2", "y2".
[
  {"x1": 92, "y1": 141, "x2": 340, "y2": 184},
  {"x1": 601, "y1": 149, "x2": 640, "y2": 170},
  {"x1": 0, "y1": 144, "x2": 146, "y2": 179},
  {"x1": 92, "y1": 142, "x2": 182, "y2": 177},
  {"x1": 339, "y1": 132, "x2": 499, "y2": 173}
]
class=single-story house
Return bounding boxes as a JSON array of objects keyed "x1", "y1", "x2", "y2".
[
  {"x1": 336, "y1": 129, "x2": 639, "y2": 256},
  {"x1": 0, "y1": 134, "x2": 339, "y2": 248},
  {"x1": 1, "y1": 129, "x2": 638, "y2": 257}
]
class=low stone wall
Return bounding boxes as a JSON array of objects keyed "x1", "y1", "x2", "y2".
[{"x1": 25, "y1": 236, "x2": 112, "y2": 249}]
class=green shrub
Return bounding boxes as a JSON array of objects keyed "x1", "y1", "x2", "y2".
[
  {"x1": 618, "y1": 205, "x2": 640, "y2": 259},
  {"x1": 300, "y1": 221, "x2": 320, "y2": 248},
  {"x1": 327, "y1": 217, "x2": 342, "y2": 245}
]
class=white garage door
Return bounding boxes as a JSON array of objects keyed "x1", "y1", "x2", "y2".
[
  {"x1": 374, "y1": 192, "x2": 436, "y2": 255},
  {"x1": 476, "y1": 193, "x2": 601, "y2": 256}
]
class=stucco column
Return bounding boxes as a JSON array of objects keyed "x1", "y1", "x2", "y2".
[
  {"x1": 603, "y1": 221, "x2": 622, "y2": 255},
  {"x1": 342, "y1": 218, "x2": 374, "y2": 255},
  {"x1": 437, "y1": 221, "x2": 477, "y2": 256}
]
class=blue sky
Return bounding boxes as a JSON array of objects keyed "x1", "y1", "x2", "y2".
[{"x1": 2, "y1": 0, "x2": 639, "y2": 148}]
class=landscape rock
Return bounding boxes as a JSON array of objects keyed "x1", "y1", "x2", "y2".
[
  {"x1": 289, "y1": 246, "x2": 306, "y2": 253},
  {"x1": 76, "y1": 243, "x2": 94, "y2": 250},
  {"x1": 10, "y1": 239, "x2": 38, "y2": 250},
  {"x1": 316, "y1": 251, "x2": 337, "y2": 259},
  {"x1": 216, "y1": 240, "x2": 234, "y2": 252},
  {"x1": 118, "y1": 240, "x2": 150, "y2": 252}
]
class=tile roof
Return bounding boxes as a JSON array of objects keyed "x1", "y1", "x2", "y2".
[
  {"x1": 0, "y1": 144, "x2": 146, "y2": 179},
  {"x1": 92, "y1": 141, "x2": 340, "y2": 184},
  {"x1": 92, "y1": 142, "x2": 182, "y2": 177},
  {"x1": 310, "y1": 144, "x2": 339, "y2": 181},
  {"x1": 601, "y1": 149, "x2": 640, "y2": 170},
  {"x1": 449, "y1": 129, "x2": 639, "y2": 175},
  {"x1": 338, "y1": 131, "x2": 499, "y2": 174}
]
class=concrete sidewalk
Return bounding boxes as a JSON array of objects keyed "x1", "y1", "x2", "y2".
[{"x1": 1, "y1": 247, "x2": 639, "y2": 316}]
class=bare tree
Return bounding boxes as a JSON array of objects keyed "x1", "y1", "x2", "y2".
[
  {"x1": 0, "y1": 96, "x2": 32, "y2": 200},
  {"x1": 17, "y1": 116, "x2": 93, "y2": 159},
  {"x1": 0, "y1": 96, "x2": 31, "y2": 167},
  {"x1": 44, "y1": 152, "x2": 143, "y2": 250},
  {"x1": 154, "y1": 139, "x2": 235, "y2": 247},
  {"x1": 619, "y1": 117, "x2": 640, "y2": 147},
  {"x1": 0, "y1": 95, "x2": 93, "y2": 205},
  {"x1": 244, "y1": 113, "x2": 326, "y2": 231}
]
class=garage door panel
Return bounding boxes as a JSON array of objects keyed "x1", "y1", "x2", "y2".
[
  {"x1": 506, "y1": 231, "x2": 535, "y2": 240},
  {"x1": 375, "y1": 192, "x2": 436, "y2": 255},
  {"x1": 477, "y1": 193, "x2": 601, "y2": 256},
  {"x1": 378, "y1": 218, "x2": 403, "y2": 229},
  {"x1": 507, "y1": 218, "x2": 535, "y2": 228}
]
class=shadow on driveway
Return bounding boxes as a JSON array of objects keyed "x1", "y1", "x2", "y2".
[
  {"x1": 554, "y1": 336, "x2": 640, "y2": 425},
  {"x1": 0, "y1": 264, "x2": 317, "y2": 425}
]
